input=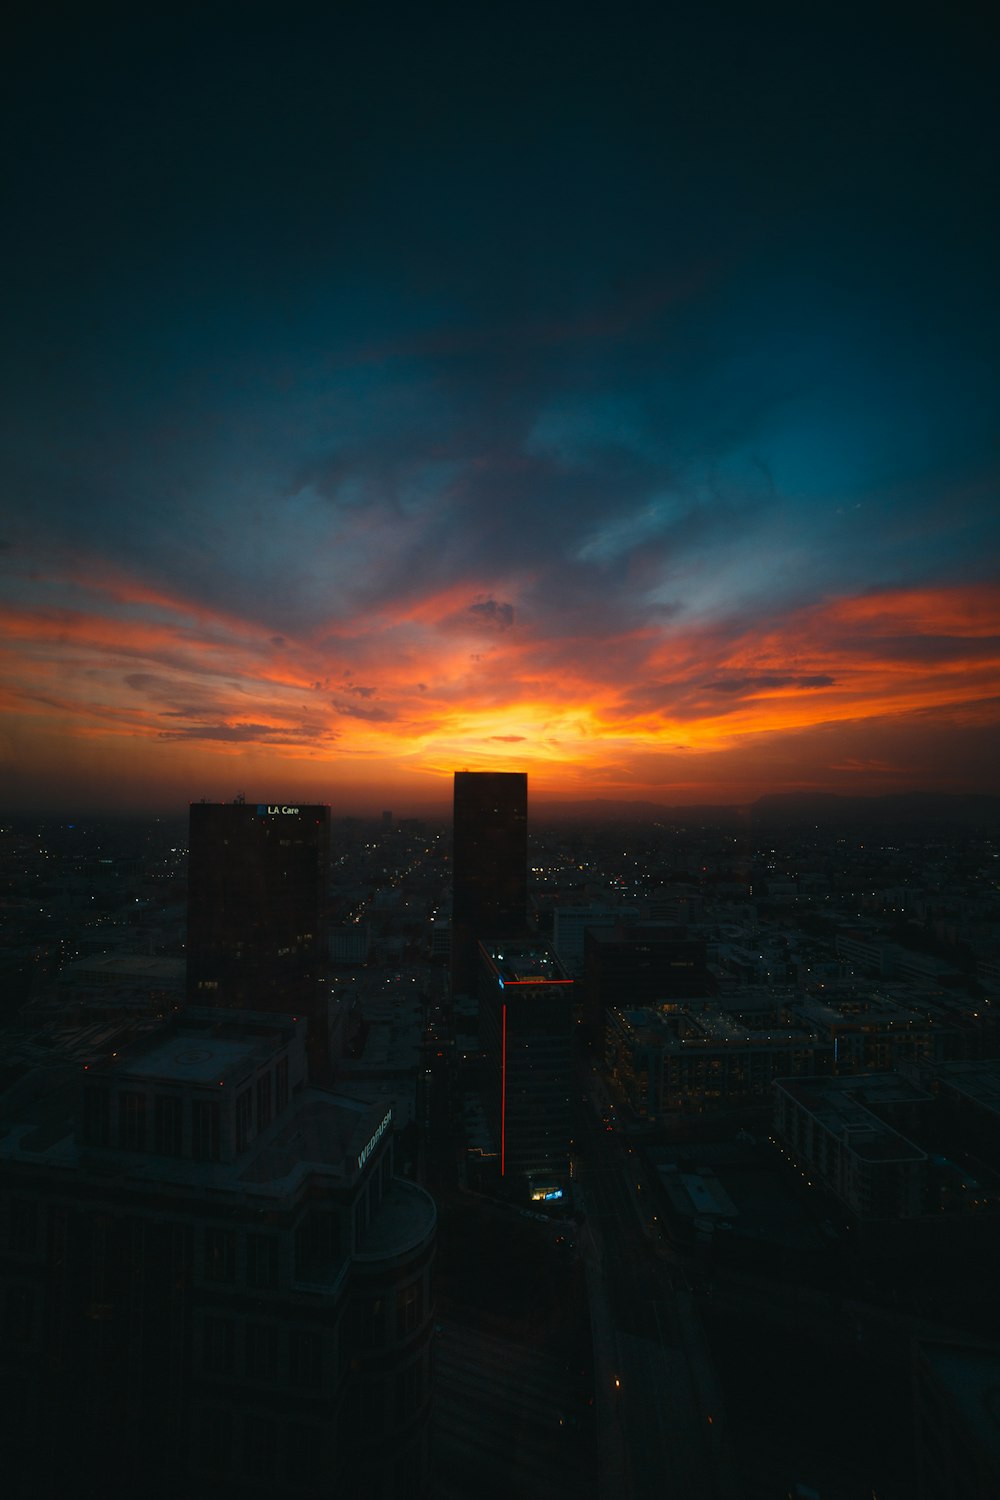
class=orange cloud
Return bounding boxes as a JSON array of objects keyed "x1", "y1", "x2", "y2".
[{"x1": 1, "y1": 568, "x2": 997, "y2": 810}]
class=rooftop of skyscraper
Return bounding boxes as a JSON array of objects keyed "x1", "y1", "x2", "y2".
[{"x1": 480, "y1": 940, "x2": 570, "y2": 985}]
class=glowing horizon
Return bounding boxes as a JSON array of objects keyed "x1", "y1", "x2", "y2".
[
  {"x1": 2, "y1": 555, "x2": 997, "y2": 814},
  {"x1": 2, "y1": 11, "x2": 997, "y2": 815}
]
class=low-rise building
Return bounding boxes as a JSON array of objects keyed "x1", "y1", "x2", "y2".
[
  {"x1": 0, "y1": 1007, "x2": 436, "y2": 1500},
  {"x1": 773, "y1": 1073, "x2": 928, "y2": 1221},
  {"x1": 606, "y1": 1003, "x2": 816, "y2": 1119}
]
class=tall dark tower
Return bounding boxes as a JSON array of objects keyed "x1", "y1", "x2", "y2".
[
  {"x1": 477, "y1": 939, "x2": 573, "y2": 1197},
  {"x1": 451, "y1": 771, "x2": 528, "y2": 996},
  {"x1": 186, "y1": 800, "x2": 330, "y2": 1064}
]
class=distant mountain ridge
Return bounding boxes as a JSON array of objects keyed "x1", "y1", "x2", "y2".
[
  {"x1": 749, "y1": 791, "x2": 1000, "y2": 829},
  {"x1": 532, "y1": 792, "x2": 1000, "y2": 828}
]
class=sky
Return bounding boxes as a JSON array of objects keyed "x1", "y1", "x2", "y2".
[{"x1": 1, "y1": 3, "x2": 998, "y2": 815}]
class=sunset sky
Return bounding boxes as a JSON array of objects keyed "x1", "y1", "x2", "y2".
[{"x1": 2, "y1": 5, "x2": 998, "y2": 815}]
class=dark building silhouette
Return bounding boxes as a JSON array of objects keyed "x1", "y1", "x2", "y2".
[
  {"x1": 477, "y1": 939, "x2": 573, "y2": 1198},
  {"x1": 582, "y1": 921, "x2": 711, "y2": 1047},
  {"x1": 0, "y1": 1009, "x2": 436, "y2": 1500},
  {"x1": 451, "y1": 772, "x2": 527, "y2": 996},
  {"x1": 186, "y1": 800, "x2": 330, "y2": 1064},
  {"x1": 912, "y1": 1335, "x2": 1000, "y2": 1500}
]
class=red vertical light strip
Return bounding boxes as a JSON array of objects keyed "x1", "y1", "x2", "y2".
[{"x1": 501, "y1": 1002, "x2": 507, "y2": 1177}]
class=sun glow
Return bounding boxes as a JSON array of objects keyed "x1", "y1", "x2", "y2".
[{"x1": 1, "y1": 564, "x2": 998, "y2": 811}]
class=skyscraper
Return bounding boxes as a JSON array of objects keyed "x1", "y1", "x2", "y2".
[
  {"x1": 477, "y1": 939, "x2": 573, "y2": 1197},
  {"x1": 582, "y1": 921, "x2": 710, "y2": 1046},
  {"x1": 186, "y1": 801, "x2": 330, "y2": 1060},
  {"x1": 451, "y1": 771, "x2": 528, "y2": 996}
]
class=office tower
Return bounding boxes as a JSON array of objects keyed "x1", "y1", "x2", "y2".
[
  {"x1": 0, "y1": 1009, "x2": 436, "y2": 1500},
  {"x1": 551, "y1": 903, "x2": 640, "y2": 977},
  {"x1": 582, "y1": 921, "x2": 710, "y2": 1047},
  {"x1": 451, "y1": 771, "x2": 527, "y2": 996},
  {"x1": 477, "y1": 939, "x2": 573, "y2": 1198},
  {"x1": 186, "y1": 800, "x2": 330, "y2": 1056}
]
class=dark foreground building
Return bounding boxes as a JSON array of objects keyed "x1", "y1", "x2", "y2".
[
  {"x1": 582, "y1": 921, "x2": 710, "y2": 1047},
  {"x1": 0, "y1": 1009, "x2": 436, "y2": 1500},
  {"x1": 451, "y1": 771, "x2": 527, "y2": 997},
  {"x1": 477, "y1": 940, "x2": 573, "y2": 1200},
  {"x1": 187, "y1": 799, "x2": 330, "y2": 1061}
]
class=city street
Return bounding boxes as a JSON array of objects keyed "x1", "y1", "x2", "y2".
[{"x1": 575, "y1": 1067, "x2": 742, "y2": 1500}]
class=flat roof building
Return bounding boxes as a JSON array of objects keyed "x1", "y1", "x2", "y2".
[
  {"x1": 773, "y1": 1073, "x2": 929, "y2": 1221},
  {"x1": 0, "y1": 1008, "x2": 436, "y2": 1500},
  {"x1": 606, "y1": 1002, "x2": 817, "y2": 1120}
]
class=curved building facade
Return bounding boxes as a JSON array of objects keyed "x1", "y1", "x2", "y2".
[{"x1": 0, "y1": 1009, "x2": 436, "y2": 1500}]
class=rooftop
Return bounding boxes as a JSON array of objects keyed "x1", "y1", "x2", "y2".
[
  {"x1": 59, "y1": 955, "x2": 185, "y2": 983},
  {"x1": 481, "y1": 941, "x2": 570, "y2": 986},
  {"x1": 90, "y1": 1008, "x2": 303, "y2": 1088},
  {"x1": 777, "y1": 1075, "x2": 928, "y2": 1162},
  {"x1": 242, "y1": 1092, "x2": 391, "y2": 1190},
  {"x1": 355, "y1": 1178, "x2": 437, "y2": 1263},
  {"x1": 615, "y1": 1004, "x2": 812, "y2": 1049},
  {"x1": 934, "y1": 1060, "x2": 1000, "y2": 1117},
  {"x1": 122, "y1": 1035, "x2": 264, "y2": 1086}
]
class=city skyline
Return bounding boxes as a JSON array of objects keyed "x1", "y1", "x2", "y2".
[{"x1": 2, "y1": 8, "x2": 998, "y2": 815}]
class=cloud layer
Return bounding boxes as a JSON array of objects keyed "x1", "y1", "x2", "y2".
[{"x1": 1, "y1": 6, "x2": 997, "y2": 810}]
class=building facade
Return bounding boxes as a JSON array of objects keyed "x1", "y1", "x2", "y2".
[
  {"x1": 551, "y1": 904, "x2": 638, "y2": 978},
  {"x1": 451, "y1": 772, "x2": 527, "y2": 997},
  {"x1": 186, "y1": 800, "x2": 330, "y2": 1063},
  {"x1": 582, "y1": 922, "x2": 711, "y2": 1046},
  {"x1": 477, "y1": 940, "x2": 573, "y2": 1198},
  {"x1": 606, "y1": 1003, "x2": 817, "y2": 1119},
  {"x1": 773, "y1": 1073, "x2": 929, "y2": 1221},
  {"x1": 0, "y1": 1009, "x2": 435, "y2": 1500}
]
